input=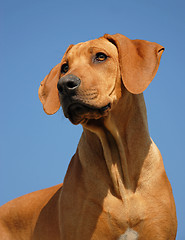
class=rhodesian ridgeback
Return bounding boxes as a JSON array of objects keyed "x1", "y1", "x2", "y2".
[{"x1": 0, "y1": 34, "x2": 177, "y2": 239}]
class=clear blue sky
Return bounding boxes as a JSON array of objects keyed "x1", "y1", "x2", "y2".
[{"x1": 1, "y1": 0, "x2": 185, "y2": 238}]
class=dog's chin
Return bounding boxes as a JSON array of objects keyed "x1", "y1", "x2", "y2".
[{"x1": 65, "y1": 103, "x2": 111, "y2": 125}]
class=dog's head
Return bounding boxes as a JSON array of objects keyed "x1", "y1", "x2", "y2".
[{"x1": 39, "y1": 34, "x2": 164, "y2": 125}]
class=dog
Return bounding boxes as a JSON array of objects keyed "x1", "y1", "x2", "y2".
[{"x1": 0, "y1": 33, "x2": 177, "y2": 239}]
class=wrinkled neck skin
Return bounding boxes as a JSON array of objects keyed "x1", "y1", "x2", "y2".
[{"x1": 79, "y1": 91, "x2": 152, "y2": 199}]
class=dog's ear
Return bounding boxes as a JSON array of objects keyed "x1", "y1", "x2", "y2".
[
  {"x1": 104, "y1": 34, "x2": 164, "y2": 94},
  {"x1": 38, "y1": 45, "x2": 74, "y2": 115},
  {"x1": 38, "y1": 63, "x2": 62, "y2": 115}
]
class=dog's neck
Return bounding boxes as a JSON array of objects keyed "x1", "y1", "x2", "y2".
[{"x1": 79, "y1": 92, "x2": 152, "y2": 199}]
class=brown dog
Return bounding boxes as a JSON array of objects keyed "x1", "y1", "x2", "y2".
[{"x1": 0, "y1": 34, "x2": 177, "y2": 239}]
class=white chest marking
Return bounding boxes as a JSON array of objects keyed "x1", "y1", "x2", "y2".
[{"x1": 118, "y1": 228, "x2": 138, "y2": 240}]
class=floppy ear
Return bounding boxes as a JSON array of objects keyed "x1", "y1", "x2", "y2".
[
  {"x1": 38, "y1": 45, "x2": 74, "y2": 115},
  {"x1": 104, "y1": 34, "x2": 164, "y2": 94},
  {"x1": 38, "y1": 63, "x2": 62, "y2": 115}
]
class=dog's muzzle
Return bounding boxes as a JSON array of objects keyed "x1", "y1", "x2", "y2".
[{"x1": 57, "y1": 74, "x2": 111, "y2": 124}]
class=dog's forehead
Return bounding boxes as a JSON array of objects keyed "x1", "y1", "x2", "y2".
[{"x1": 66, "y1": 38, "x2": 117, "y2": 59}]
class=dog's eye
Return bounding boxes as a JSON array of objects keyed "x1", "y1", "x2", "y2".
[
  {"x1": 95, "y1": 52, "x2": 107, "y2": 62},
  {"x1": 61, "y1": 63, "x2": 69, "y2": 74}
]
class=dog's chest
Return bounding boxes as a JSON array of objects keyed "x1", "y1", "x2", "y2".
[
  {"x1": 60, "y1": 186, "x2": 174, "y2": 240},
  {"x1": 60, "y1": 189, "x2": 142, "y2": 239},
  {"x1": 95, "y1": 192, "x2": 143, "y2": 236},
  {"x1": 92, "y1": 191, "x2": 174, "y2": 240}
]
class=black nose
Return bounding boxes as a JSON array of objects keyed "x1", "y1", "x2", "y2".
[{"x1": 57, "y1": 74, "x2": 81, "y2": 95}]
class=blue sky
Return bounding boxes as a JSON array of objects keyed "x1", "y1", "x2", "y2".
[{"x1": 1, "y1": 0, "x2": 185, "y2": 238}]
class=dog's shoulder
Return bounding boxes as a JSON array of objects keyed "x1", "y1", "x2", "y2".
[{"x1": 0, "y1": 184, "x2": 62, "y2": 239}]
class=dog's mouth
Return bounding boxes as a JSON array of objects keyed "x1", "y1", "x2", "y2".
[{"x1": 65, "y1": 102, "x2": 111, "y2": 125}]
